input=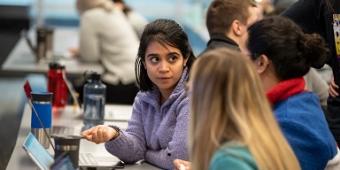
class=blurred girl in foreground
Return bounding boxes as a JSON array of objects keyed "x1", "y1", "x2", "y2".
[{"x1": 175, "y1": 48, "x2": 299, "y2": 170}]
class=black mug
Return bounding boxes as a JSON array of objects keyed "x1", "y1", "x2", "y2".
[
  {"x1": 53, "y1": 136, "x2": 81, "y2": 168},
  {"x1": 24, "y1": 27, "x2": 54, "y2": 62}
]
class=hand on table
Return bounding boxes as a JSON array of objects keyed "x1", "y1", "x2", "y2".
[
  {"x1": 68, "y1": 47, "x2": 79, "y2": 57},
  {"x1": 173, "y1": 159, "x2": 191, "y2": 170},
  {"x1": 81, "y1": 125, "x2": 118, "y2": 144}
]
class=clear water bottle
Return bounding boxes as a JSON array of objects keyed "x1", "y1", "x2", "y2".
[{"x1": 83, "y1": 72, "x2": 106, "y2": 128}]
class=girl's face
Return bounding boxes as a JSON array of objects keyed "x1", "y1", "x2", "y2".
[{"x1": 144, "y1": 41, "x2": 187, "y2": 97}]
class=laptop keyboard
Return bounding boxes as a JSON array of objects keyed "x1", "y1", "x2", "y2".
[{"x1": 80, "y1": 153, "x2": 98, "y2": 165}]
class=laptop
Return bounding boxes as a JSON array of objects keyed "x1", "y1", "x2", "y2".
[
  {"x1": 22, "y1": 132, "x2": 54, "y2": 170},
  {"x1": 51, "y1": 153, "x2": 125, "y2": 170},
  {"x1": 50, "y1": 153, "x2": 76, "y2": 170},
  {"x1": 52, "y1": 104, "x2": 133, "y2": 137},
  {"x1": 23, "y1": 132, "x2": 124, "y2": 169}
]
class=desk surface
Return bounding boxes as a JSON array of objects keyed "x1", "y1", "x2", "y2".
[
  {"x1": 1, "y1": 27, "x2": 104, "y2": 76},
  {"x1": 6, "y1": 104, "x2": 160, "y2": 170}
]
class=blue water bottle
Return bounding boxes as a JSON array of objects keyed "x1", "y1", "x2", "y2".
[
  {"x1": 31, "y1": 92, "x2": 53, "y2": 148},
  {"x1": 83, "y1": 72, "x2": 106, "y2": 128}
]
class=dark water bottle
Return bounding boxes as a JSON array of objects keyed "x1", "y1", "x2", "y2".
[{"x1": 83, "y1": 72, "x2": 106, "y2": 128}]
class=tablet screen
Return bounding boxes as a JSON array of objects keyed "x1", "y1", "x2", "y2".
[{"x1": 22, "y1": 132, "x2": 54, "y2": 170}]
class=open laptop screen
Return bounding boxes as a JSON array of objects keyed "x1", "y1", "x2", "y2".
[
  {"x1": 51, "y1": 153, "x2": 76, "y2": 170},
  {"x1": 23, "y1": 133, "x2": 123, "y2": 169},
  {"x1": 22, "y1": 132, "x2": 54, "y2": 170}
]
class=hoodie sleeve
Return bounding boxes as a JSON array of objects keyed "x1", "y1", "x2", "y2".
[
  {"x1": 144, "y1": 98, "x2": 189, "y2": 169},
  {"x1": 105, "y1": 96, "x2": 147, "y2": 163}
]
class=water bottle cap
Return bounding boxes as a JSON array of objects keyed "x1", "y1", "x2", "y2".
[
  {"x1": 31, "y1": 92, "x2": 53, "y2": 102},
  {"x1": 91, "y1": 73, "x2": 101, "y2": 81},
  {"x1": 49, "y1": 63, "x2": 65, "y2": 70},
  {"x1": 49, "y1": 62, "x2": 60, "y2": 69},
  {"x1": 85, "y1": 72, "x2": 101, "y2": 81}
]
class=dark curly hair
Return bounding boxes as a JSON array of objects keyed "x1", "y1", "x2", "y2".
[{"x1": 247, "y1": 16, "x2": 328, "y2": 80}]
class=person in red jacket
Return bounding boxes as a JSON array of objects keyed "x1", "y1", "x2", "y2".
[{"x1": 282, "y1": 0, "x2": 340, "y2": 144}]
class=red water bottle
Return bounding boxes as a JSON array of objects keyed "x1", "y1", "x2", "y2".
[
  {"x1": 55, "y1": 65, "x2": 68, "y2": 108},
  {"x1": 47, "y1": 63, "x2": 59, "y2": 98},
  {"x1": 47, "y1": 63, "x2": 68, "y2": 110}
]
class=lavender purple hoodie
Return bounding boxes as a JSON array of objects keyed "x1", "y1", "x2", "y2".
[{"x1": 105, "y1": 69, "x2": 189, "y2": 169}]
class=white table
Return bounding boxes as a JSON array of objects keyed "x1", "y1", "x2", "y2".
[
  {"x1": 1, "y1": 27, "x2": 104, "y2": 76},
  {"x1": 6, "y1": 104, "x2": 160, "y2": 170}
]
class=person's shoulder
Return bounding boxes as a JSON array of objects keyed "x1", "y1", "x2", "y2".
[
  {"x1": 209, "y1": 144, "x2": 257, "y2": 170},
  {"x1": 132, "y1": 90, "x2": 159, "y2": 106},
  {"x1": 127, "y1": 11, "x2": 147, "y2": 21},
  {"x1": 82, "y1": 8, "x2": 105, "y2": 16},
  {"x1": 83, "y1": 8, "x2": 122, "y2": 20},
  {"x1": 80, "y1": 8, "x2": 108, "y2": 24},
  {"x1": 171, "y1": 87, "x2": 189, "y2": 111},
  {"x1": 274, "y1": 92, "x2": 325, "y2": 127},
  {"x1": 133, "y1": 91, "x2": 148, "y2": 103},
  {"x1": 275, "y1": 91, "x2": 320, "y2": 112}
]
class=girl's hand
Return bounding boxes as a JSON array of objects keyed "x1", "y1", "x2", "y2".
[
  {"x1": 81, "y1": 125, "x2": 118, "y2": 144},
  {"x1": 173, "y1": 159, "x2": 191, "y2": 170}
]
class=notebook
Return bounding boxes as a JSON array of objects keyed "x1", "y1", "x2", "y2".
[{"x1": 23, "y1": 132, "x2": 123, "y2": 169}]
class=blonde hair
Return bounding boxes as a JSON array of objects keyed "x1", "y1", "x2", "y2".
[
  {"x1": 76, "y1": 0, "x2": 114, "y2": 14},
  {"x1": 189, "y1": 48, "x2": 300, "y2": 170}
]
